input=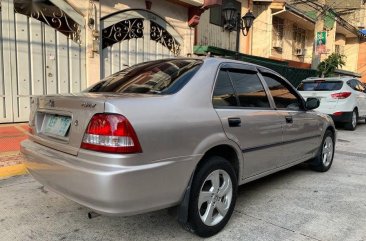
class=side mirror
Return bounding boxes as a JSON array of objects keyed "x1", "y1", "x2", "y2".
[{"x1": 305, "y1": 98, "x2": 320, "y2": 110}]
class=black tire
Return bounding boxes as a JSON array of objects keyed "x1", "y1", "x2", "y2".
[
  {"x1": 187, "y1": 156, "x2": 237, "y2": 237},
  {"x1": 344, "y1": 109, "x2": 358, "y2": 131},
  {"x1": 310, "y1": 130, "x2": 335, "y2": 172}
]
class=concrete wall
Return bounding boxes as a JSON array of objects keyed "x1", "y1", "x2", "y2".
[
  {"x1": 335, "y1": 33, "x2": 346, "y2": 46},
  {"x1": 335, "y1": 34, "x2": 360, "y2": 74},
  {"x1": 195, "y1": 0, "x2": 254, "y2": 53},
  {"x1": 196, "y1": 9, "x2": 237, "y2": 51},
  {"x1": 342, "y1": 37, "x2": 359, "y2": 73},
  {"x1": 358, "y1": 41, "x2": 366, "y2": 82},
  {"x1": 252, "y1": 3, "x2": 271, "y2": 58}
]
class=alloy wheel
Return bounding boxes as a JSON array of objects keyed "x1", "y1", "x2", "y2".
[
  {"x1": 322, "y1": 136, "x2": 334, "y2": 167},
  {"x1": 198, "y1": 169, "x2": 233, "y2": 227},
  {"x1": 352, "y1": 111, "x2": 357, "y2": 128}
]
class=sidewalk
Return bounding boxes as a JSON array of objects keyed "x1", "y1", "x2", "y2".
[{"x1": 0, "y1": 123, "x2": 29, "y2": 178}]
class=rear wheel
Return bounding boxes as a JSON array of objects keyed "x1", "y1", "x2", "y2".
[
  {"x1": 344, "y1": 109, "x2": 358, "y2": 131},
  {"x1": 187, "y1": 156, "x2": 237, "y2": 237},
  {"x1": 310, "y1": 130, "x2": 335, "y2": 172}
]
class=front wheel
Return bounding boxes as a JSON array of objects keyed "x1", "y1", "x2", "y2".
[
  {"x1": 310, "y1": 130, "x2": 335, "y2": 172},
  {"x1": 187, "y1": 156, "x2": 237, "y2": 237}
]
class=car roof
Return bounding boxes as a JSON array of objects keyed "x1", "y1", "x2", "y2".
[
  {"x1": 138, "y1": 57, "x2": 289, "y2": 81},
  {"x1": 139, "y1": 57, "x2": 281, "y2": 73}
]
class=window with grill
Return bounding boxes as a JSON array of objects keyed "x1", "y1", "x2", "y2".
[
  {"x1": 272, "y1": 17, "x2": 284, "y2": 50},
  {"x1": 293, "y1": 25, "x2": 306, "y2": 56}
]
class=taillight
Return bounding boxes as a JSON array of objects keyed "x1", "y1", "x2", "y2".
[
  {"x1": 331, "y1": 92, "x2": 351, "y2": 99},
  {"x1": 81, "y1": 114, "x2": 142, "y2": 154},
  {"x1": 333, "y1": 112, "x2": 343, "y2": 116}
]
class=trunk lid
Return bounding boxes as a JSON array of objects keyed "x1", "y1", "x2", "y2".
[{"x1": 29, "y1": 93, "x2": 107, "y2": 156}]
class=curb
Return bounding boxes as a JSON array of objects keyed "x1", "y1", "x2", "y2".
[{"x1": 0, "y1": 164, "x2": 27, "y2": 179}]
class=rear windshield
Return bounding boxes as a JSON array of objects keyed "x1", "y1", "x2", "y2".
[
  {"x1": 85, "y1": 59, "x2": 202, "y2": 95},
  {"x1": 297, "y1": 81, "x2": 343, "y2": 91}
]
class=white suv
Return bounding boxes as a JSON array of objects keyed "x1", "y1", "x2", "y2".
[{"x1": 298, "y1": 77, "x2": 366, "y2": 130}]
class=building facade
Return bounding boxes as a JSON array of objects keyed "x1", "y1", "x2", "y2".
[{"x1": 195, "y1": 0, "x2": 366, "y2": 79}]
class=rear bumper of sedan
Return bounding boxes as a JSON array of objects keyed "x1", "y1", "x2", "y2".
[
  {"x1": 330, "y1": 111, "x2": 353, "y2": 123},
  {"x1": 20, "y1": 140, "x2": 196, "y2": 216}
]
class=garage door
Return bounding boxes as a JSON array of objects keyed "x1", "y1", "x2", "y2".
[
  {"x1": 101, "y1": 9, "x2": 183, "y2": 78},
  {"x1": 0, "y1": 0, "x2": 86, "y2": 123}
]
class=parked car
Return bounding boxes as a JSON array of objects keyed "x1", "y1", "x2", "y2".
[
  {"x1": 298, "y1": 77, "x2": 366, "y2": 130},
  {"x1": 21, "y1": 58, "x2": 336, "y2": 237}
]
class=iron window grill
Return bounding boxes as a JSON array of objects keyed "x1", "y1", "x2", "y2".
[
  {"x1": 102, "y1": 18, "x2": 144, "y2": 49},
  {"x1": 150, "y1": 21, "x2": 181, "y2": 56},
  {"x1": 292, "y1": 25, "x2": 306, "y2": 56},
  {"x1": 14, "y1": 0, "x2": 82, "y2": 44},
  {"x1": 272, "y1": 17, "x2": 284, "y2": 51},
  {"x1": 101, "y1": 18, "x2": 181, "y2": 56}
]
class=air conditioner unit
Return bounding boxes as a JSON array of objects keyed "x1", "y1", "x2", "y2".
[{"x1": 295, "y1": 48, "x2": 305, "y2": 56}]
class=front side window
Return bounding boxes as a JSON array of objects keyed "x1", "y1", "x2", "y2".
[
  {"x1": 262, "y1": 74, "x2": 302, "y2": 110},
  {"x1": 85, "y1": 59, "x2": 202, "y2": 95},
  {"x1": 228, "y1": 70, "x2": 271, "y2": 108},
  {"x1": 212, "y1": 70, "x2": 238, "y2": 107}
]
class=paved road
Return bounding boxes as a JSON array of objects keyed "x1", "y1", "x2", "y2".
[{"x1": 1, "y1": 123, "x2": 366, "y2": 241}]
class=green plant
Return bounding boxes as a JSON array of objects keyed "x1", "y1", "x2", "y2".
[{"x1": 317, "y1": 53, "x2": 345, "y2": 77}]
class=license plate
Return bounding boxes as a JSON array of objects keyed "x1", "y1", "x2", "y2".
[{"x1": 42, "y1": 114, "x2": 71, "y2": 137}]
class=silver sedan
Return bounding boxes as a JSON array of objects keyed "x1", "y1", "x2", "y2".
[{"x1": 21, "y1": 58, "x2": 336, "y2": 237}]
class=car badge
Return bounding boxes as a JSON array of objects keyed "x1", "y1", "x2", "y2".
[
  {"x1": 47, "y1": 99, "x2": 55, "y2": 108},
  {"x1": 81, "y1": 102, "x2": 97, "y2": 108}
]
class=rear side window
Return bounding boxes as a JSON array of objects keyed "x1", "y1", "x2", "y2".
[
  {"x1": 348, "y1": 79, "x2": 366, "y2": 92},
  {"x1": 298, "y1": 81, "x2": 343, "y2": 91},
  {"x1": 85, "y1": 59, "x2": 202, "y2": 95},
  {"x1": 228, "y1": 70, "x2": 270, "y2": 108},
  {"x1": 212, "y1": 70, "x2": 238, "y2": 107},
  {"x1": 262, "y1": 74, "x2": 301, "y2": 110}
]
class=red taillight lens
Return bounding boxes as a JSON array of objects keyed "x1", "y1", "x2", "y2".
[
  {"x1": 333, "y1": 112, "x2": 343, "y2": 116},
  {"x1": 81, "y1": 114, "x2": 142, "y2": 154},
  {"x1": 331, "y1": 92, "x2": 351, "y2": 99}
]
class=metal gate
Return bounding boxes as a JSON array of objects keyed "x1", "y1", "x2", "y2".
[
  {"x1": 0, "y1": 0, "x2": 86, "y2": 123},
  {"x1": 101, "y1": 9, "x2": 183, "y2": 78}
]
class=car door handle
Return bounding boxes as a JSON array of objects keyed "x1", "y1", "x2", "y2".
[
  {"x1": 228, "y1": 117, "x2": 241, "y2": 127},
  {"x1": 285, "y1": 116, "x2": 293, "y2": 123}
]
